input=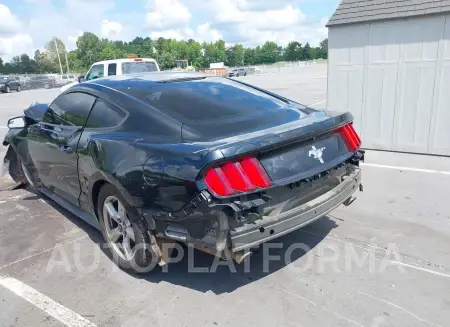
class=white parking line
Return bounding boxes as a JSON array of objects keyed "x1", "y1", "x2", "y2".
[
  {"x1": 361, "y1": 163, "x2": 450, "y2": 175},
  {"x1": 0, "y1": 276, "x2": 97, "y2": 327}
]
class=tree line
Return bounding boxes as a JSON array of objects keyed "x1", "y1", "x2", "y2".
[{"x1": 0, "y1": 32, "x2": 328, "y2": 75}]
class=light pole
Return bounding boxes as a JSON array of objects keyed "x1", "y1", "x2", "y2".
[{"x1": 54, "y1": 38, "x2": 64, "y2": 75}]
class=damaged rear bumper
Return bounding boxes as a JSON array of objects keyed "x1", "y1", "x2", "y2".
[
  {"x1": 143, "y1": 162, "x2": 362, "y2": 255},
  {"x1": 230, "y1": 167, "x2": 361, "y2": 252}
]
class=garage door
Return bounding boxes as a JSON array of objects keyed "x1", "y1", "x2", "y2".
[{"x1": 328, "y1": 14, "x2": 450, "y2": 156}]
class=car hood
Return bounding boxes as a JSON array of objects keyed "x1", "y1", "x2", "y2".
[{"x1": 24, "y1": 103, "x2": 48, "y2": 121}]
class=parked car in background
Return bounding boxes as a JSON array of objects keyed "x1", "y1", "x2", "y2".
[
  {"x1": 19, "y1": 76, "x2": 31, "y2": 90},
  {"x1": 55, "y1": 75, "x2": 73, "y2": 87},
  {"x1": 28, "y1": 75, "x2": 57, "y2": 89},
  {"x1": 229, "y1": 67, "x2": 248, "y2": 77},
  {"x1": 61, "y1": 56, "x2": 160, "y2": 92},
  {"x1": 0, "y1": 76, "x2": 21, "y2": 93}
]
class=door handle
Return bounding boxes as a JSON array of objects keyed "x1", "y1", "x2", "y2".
[{"x1": 60, "y1": 145, "x2": 74, "y2": 153}]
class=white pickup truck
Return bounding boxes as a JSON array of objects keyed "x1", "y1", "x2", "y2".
[{"x1": 61, "y1": 57, "x2": 160, "y2": 92}]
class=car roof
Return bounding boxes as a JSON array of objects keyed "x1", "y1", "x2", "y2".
[
  {"x1": 91, "y1": 58, "x2": 158, "y2": 65},
  {"x1": 88, "y1": 71, "x2": 208, "y2": 86}
]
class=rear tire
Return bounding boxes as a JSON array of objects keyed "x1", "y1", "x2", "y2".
[
  {"x1": 97, "y1": 183, "x2": 158, "y2": 273},
  {"x1": 17, "y1": 85, "x2": 21, "y2": 92}
]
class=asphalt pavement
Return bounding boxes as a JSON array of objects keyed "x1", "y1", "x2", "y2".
[{"x1": 0, "y1": 66, "x2": 449, "y2": 327}]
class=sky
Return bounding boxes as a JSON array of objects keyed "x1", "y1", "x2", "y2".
[{"x1": 0, "y1": 0, "x2": 340, "y2": 60}]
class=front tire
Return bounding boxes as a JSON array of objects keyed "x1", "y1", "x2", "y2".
[
  {"x1": 5, "y1": 86, "x2": 10, "y2": 93},
  {"x1": 97, "y1": 184, "x2": 157, "y2": 273},
  {"x1": 17, "y1": 85, "x2": 21, "y2": 92},
  {"x1": 4, "y1": 147, "x2": 35, "y2": 188}
]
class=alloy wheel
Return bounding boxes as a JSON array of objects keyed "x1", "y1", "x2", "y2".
[
  {"x1": 103, "y1": 196, "x2": 136, "y2": 261},
  {"x1": 6, "y1": 86, "x2": 10, "y2": 93}
]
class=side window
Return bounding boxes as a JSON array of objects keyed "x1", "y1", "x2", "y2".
[
  {"x1": 85, "y1": 99, "x2": 126, "y2": 128},
  {"x1": 43, "y1": 92, "x2": 96, "y2": 126},
  {"x1": 108, "y1": 63, "x2": 117, "y2": 76},
  {"x1": 86, "y1": 64, "x2": 104, "y2": 80}
]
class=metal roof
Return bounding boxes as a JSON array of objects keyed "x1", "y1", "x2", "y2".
[{"x1": 327, "y1": 0, "x2": 450, "y2": 27}]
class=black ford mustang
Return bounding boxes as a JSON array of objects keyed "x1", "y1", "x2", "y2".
[{"x1": 3, "y1": 72, "x2": 363, "y2": 273}]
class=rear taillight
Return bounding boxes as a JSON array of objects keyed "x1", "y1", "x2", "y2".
[
  {"x1": 204, "y1": 157, "x2": 272, "y2": 196},
  {"x1": 337, "y1": 123, "x2": 361, "y2": 152}
]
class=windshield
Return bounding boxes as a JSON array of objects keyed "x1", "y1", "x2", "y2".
[{"x1": 122, "y1": 61, "x2": 158, "y2": 74}]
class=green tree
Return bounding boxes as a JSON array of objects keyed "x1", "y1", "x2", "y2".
[
  {"x1": 140, "y1": 37, "x2": 156, "y2": 58},
  {"x1": 100, "y1": 41, "x2": 126, "y2": 60},
  {"x1": 76, "y1": 32, "x2": 102, "y2": 66},
  {"x1": 187, "y1": 40, "x2": 203, "y2": 67},
  {"x1": 215, "y1": 40, "x2": 227, "y2": 63},
  {"x1": 19, "y1": 54, "x2": 38, "y2": 73},
  {"x1": 244, "y1": 48, "x2": 255, "y2": 65},
  {"x1": 260, "y1": 41, "x2": 281, "y2": 64},
  {"x1": 67, "y1": 50, "x2": 86, "y2": 72},
  {"x1": 0, "y1": 32, "x2": 330, "y2": 74},
  {"x1": 226, "y1": 44, "x2": 245, "y2": 67},
  {"x1": 303, "y1": 42, "x2": 313, "y2": 60},
  {"x1": 284, "y1": 41, "x2": 303, "y2": 61},
  {"x1": 44, "y1": 37, "x2": 68, "y2": 73},
  {"x1": 318, "y1": 38, "x2": 328, "y2": 59},
  {"x1": 254, "y1": 45, "x2": 263, "y2": 64},
  {"x1": 202, "y1": 42, "x2": 215, "y2": 67}
]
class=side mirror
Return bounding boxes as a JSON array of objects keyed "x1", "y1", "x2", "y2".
[
  {"x1": 7, "y1": 116, "x2": 25, "y2": 129},
  {"x1": 78, "y1": 75, "x2": 85, "y2": 83}
]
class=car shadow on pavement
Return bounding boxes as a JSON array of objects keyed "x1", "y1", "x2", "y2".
[
  {"x1": 22, "y1": 186, "x2": 337, "y2": 295},
  {"x1": 140, "y1": 217, "x2": 338, "y2": 294}
]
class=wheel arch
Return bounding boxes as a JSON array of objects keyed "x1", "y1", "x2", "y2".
[{"x1": 87, "y1": 171, "x2": 142, "y2": 222}]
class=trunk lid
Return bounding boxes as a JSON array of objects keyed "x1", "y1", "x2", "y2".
[{"x1": 190, "y1": 110, "x2": 355, "y2": 186}]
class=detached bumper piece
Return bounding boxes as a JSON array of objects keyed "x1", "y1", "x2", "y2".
[{"x1": 230, "y1": 167, "x2": 361, "y2": 252}]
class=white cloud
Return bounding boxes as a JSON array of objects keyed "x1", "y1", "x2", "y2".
[
  {"x1": 0, "y1": 5, "x2": 33, "y2": 59},
  {"x1": 206, "y1": 1, "x2": 325, "y2": 47},
  {"x1": 145, "y1": 0, "x2": 191, "y2": 30},
  {"x1": 101, "y1": 20, "x2": 123, "y2": 38},
  {"x1": 0, "y1": 4, "x2": 24, "y2": 36},
  {"x1": 149, "y1": 23, "x2": 222, "y2": 43},
  {"x1": 145, "y1": 0, "x2": 222, "y2": 43},
  {"x1": 150, "y1": 28, "x2": 193, "y2": 40},
  {"x1": 67, "y1": 31, "x2": 83, "y2": 50},
  {"x1": 0, "y1": 33, "x2": 33, "y2": 59},
  {"x1": 195, "y1": 23, "x2": 222, "y2": 42}
]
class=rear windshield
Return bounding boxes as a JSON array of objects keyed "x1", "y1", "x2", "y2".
[
  {"x1": 122, "y1": 62, "x2": 158, "y2": 74},
  {"x1": 118, "y1": 77, "x2": 289, "y2": 122}
]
